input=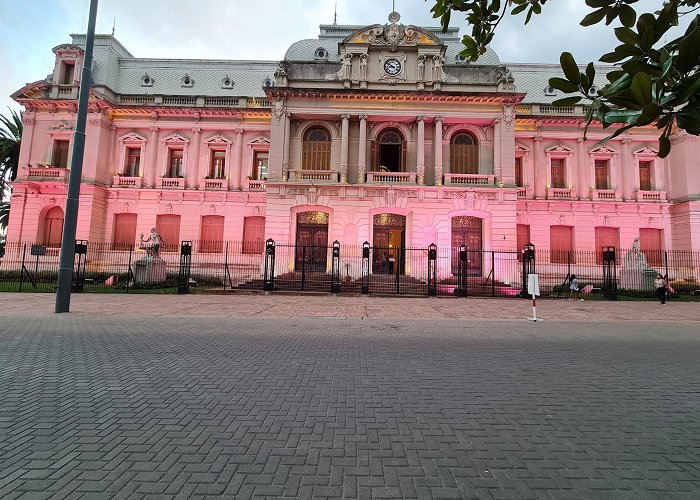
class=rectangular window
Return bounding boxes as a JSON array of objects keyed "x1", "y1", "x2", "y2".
[
  {"x1": 515, "y1": 157, "x2": 523, "y2": 187},
  {"x1": 550, "y1": 225, "x2": 574, "y2": 264},
  {"x1": 595, "y1": 160, "x2": 609, "y2": 190},
  {"x1": 156, "y1": 214, "x2": 181, "y2": 252},
  {"x1": 640, "y1": 228, "x2": 663, "y2": 266},
  {"x1": 550, "y1": 159, "x2": 565, "y2": 188},
  {"x1": 242, "y1": 216, "x2": 265, "y2": 254},
  {"x1": 254, "y1": 152, "x2": 269, "y2": 180},
  {"x1": 62, "y1": 63, "x2": 74, "y2": 85},
  {"x1": 595, "y1": 226, "x2": 620, "y2": 264},
  {"x1": 112, "y1": 213, "x2": 137, "y2": 250},
  {"x1": 167, "y1": 149, "x2": 183, "y2": 178},
  {"x1": 125, "y1": 147, "x2": 141, "y2": 177},
  {"x1": 200, "y1": 215, "x2": 224, "y2": 253},
  {"x1": 52, "y1": 140, "x2": 70, "y2": 168},
  {"x1": 210, "y1": 151, "x2": 226, "y2": 179},
  {"x1": 516, "y1": 224, "x2": 530, "y2": 262},
  {"x1": 639, "y1": 160, "x2": 652, "y2": 191}
]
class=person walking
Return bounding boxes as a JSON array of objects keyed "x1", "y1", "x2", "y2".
[
  {"x1": 569, "y1": 274, "x2": 583, "y2": 301},
  {"x1": 654, "y1": 273, "x2": 667, "y2": 305}
]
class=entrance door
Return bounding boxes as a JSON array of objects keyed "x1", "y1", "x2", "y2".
[
  {"x1": 372, "y1": 213, "x2": 406, "y2": 274},
  {"x1": 451, "y1": 217, "x2": 483, "y2": 276},
  {"x1": 295, "y1": 212, "x2": 329, "y2": 272}
]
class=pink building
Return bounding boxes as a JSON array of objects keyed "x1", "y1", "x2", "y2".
[{"x1": 7, "y1": 13, "x2": 700, "y2": 282}]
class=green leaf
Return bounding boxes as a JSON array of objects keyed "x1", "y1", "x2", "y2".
[
  {"x1": 560, "y1": 52, "x2": 580, "y2": 84},
  {"x1": 619, "y1": 5, "x2": 636, "y2": 28},
  {"x1": 658, "y1": 135, "x2": 671, "y2": 158},
  {"x1": 602, "y1": 109, "x2": 642, "y2": 124},
  {"x1": 677, "y1": 108, "x2": 700, "y2": 135},
  {"x1": 581, "y1": 7, "x2": 607, "y2": 26},
  {"x1": 674, "y1": 72, "x2": 700, "y2": 104},
  {"x1": 586, "y1": 0, "x2": 613, "y2": 8},
  {"x1": 549, "y1": 77, "x2": 579, "y2": 93},
  {"x1": 631, "y1": 72, "x2": 652, "y2": 105},
  {"x1": 614, "y1": 27, "x2": 638, "y2": 45},
  {"x1": 511, "y1": 3, "x2": 528, "y2": 15},
  {"x1": 637, "y1": 103, "x2": 663, "y2": 126},
  {"x1": 586, "y1": 63, "x2": 595, "y2": 86},
  {"x1": 552, "y1": 96, "x2": 582, "y2": 106}
]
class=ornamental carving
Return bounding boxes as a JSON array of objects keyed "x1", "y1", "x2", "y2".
[
  {"x1": 443, "y1": 191, "x2": 468, "y2": 199},
  {"x1": 52, "y1": 120, "x2": 73, "y2": 131},
  {"x1": 297, "y1": 211, "x2": 328, "y2": 225},
  {"x1": 634, "y1": 146, "x2": 658, "y2": 156},
  {"x1": 373, "y1": 213, "x2": 406, "y2": 227},
  {"x1": 396, "y1": 191, "x2": 418, "y2": 198},
  {"x1": 319, "y1": 188, "x2": 339, "y2": 197},
  {"x1": 286, "y1": 187, "x2": 309, "y2": 196},
  {"x1": 368, "y1": 189, "x2": 388, "y2": 198},
  {"x1": 451, "y1": 216, "x2": 483, "y2": 229},
  {"x1": 346, "y1": 16, "x2": 439, "y2": 50},
  {"x1": 475, "y1": 192, "x2": 498, "y2": 200},
  {"x1": 272, "y1": 97, "x2": 286, "y2": 125}
]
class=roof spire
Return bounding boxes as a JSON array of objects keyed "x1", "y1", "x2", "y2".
[
  {"x1": 333, "y1": 2, "x2": 337, "y2": 25},
  {"x1": 111, "y1": 17, "x2": 116, "y2": 36},
  {"x1": 388, "y1": 0, "x2": 400, "y2": 24}
]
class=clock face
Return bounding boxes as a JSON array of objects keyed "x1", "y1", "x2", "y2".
[{"x1": 384, "y1": 58, "x2": 402, "y2": 76}]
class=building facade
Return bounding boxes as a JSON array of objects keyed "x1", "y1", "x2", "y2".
[{"x1": 7, "y1": 13, "x2": 700, "y2": 280}]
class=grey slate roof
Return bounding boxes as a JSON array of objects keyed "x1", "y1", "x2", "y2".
[{"x1": 507, "y1": 63, "x2": 612, "y2": 104}]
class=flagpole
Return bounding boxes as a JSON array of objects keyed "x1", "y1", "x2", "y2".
[{"x1": 55, "y1": 0, "x2": 99, "y2": 313}]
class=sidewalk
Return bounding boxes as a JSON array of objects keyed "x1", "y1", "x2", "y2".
[{"x1": 1, "y1": 292, "x2": 697, "y2": 322}]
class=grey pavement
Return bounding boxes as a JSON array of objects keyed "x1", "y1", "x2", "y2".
[{"x1": 0, "y1": 293, "x2": 699, "y2": 499}]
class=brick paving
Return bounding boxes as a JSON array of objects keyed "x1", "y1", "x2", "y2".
[{"x1": 0, "y1": 293, "x2": 699, "y2": 499}]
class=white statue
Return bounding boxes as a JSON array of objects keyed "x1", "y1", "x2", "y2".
[
  {"x1": 417, "y1": 54, "x2": 426, "y2": 82},
  {"x1": 624, "y1": 237, "x2": 649, "y2": 269},
  {"x1": 140, "y1": 227, "x2": 164, "y2": 258},
  {"x1": 432, "y1": 55, "x2": 444, "y2": 82},
  {"x1": 359, "y1": 54, "x2": 368, "y2": 81},
  {"x1": 337, "y1": 53, "x2": 353, "y2": 81}
]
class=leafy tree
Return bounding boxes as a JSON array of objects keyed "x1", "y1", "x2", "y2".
[
  {"x1": 430, "y1": 0, "x2": 700, "y2": 157},
  {"x1": 0, "y1": 109, "x2": 22, "y2": 238}
]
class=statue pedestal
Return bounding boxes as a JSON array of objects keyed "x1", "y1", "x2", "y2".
[
  {"x1": 135, "y1": 256, "x2": 167, "y2": 283},
  {"x1": 620, "y1": 268, "x2": 657, "y2": 290}
]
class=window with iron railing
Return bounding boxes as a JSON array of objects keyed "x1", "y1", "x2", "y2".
[
  {"x1": 595, "y1": 160, "x2": 609, "y2": 190},
  {"x1": 52, "y1": 140, "x2": 70, "y2": 168},
  {"x1": 209, "y1": 151, "x2": 226, "y2": 179},
  {"x1": 550, "y1": 158, "x2": 565, "y2": 188},
  {"x1": 515, "y1": 156, "x2": 523, "y2": 187},
  {"x1": 450, "y1": 132, "x2": 479, "y2": 174},
  {"x1": 125, "y1": 147, "x2": 141, "y2": 177},
  {"x1": 302, "y1": 127, "x2": 331, "y2": 170},
  {"x1": 639, "y1": 160, "x2": 652, "y2": 191},
  {"x1": 167, "y1": 149, "x2": 184, "y2": 178}
]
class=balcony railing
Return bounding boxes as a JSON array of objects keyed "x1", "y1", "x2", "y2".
[
  {"x1": 156, "y1": 177, "x2": 186, "y2": 189},
  {"x1": 203, "y1": 178, "x2": 227, "y2": 190},
  {"x1": 444, "y1": 173, "x2": 496, "y2": 187},
  {"x1": 592, "y1": 189, "x2": 622, "y2": 201},
  {"x1": 546, "y1": 187, "x2": 576, "y2": 199},
  {"x1": 112, "y1": 175, "x2": 143, "y2": 188},
  {"x1": 245, "y1": 179, "x2": 267, "y2": 191},
  {"x1": 367, "y1": 171, "x2": 417, "y2": 184},
  {"x1": 516, "y1": 187, "x2": 533, "y2": 199},
  {"x1": 27, "y1": 166, "x2": 69, "y2": 182},
  {"x1": 289, "y1": 170, "x2": 339, "y2": 182},
  {"x1": 636, "y1": 190, "x2": 667, "y2": 202}
]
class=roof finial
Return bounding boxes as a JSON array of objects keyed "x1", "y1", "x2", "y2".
[
  {"x1": 388, "y1": 0, "x2": 400, "y2": 24},
  {"x1": 111, "y1": 17, "x2": 116, "y2": 36},
  {"x1": 333, "y1": 2, "x2": 337, "y2": 25}
]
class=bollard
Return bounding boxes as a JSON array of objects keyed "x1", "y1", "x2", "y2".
[
  {"x1": 602, "y1": 246, "x2": 617, "y2": 300},
  {"x1": 521, "y1": 242, "x2": 535, "y2": 298},
  {"x1": 331, "y1": 241, "x2": 341, "y2": 293},
  {"x1": 263, "y1": 238, "x2": 276, "y2": 292},
  {"x1": 427, "y1": 243, "x2": 437, "y2": 297},
  {"x1": 361, "y1": 241, "x2": 370, "y2": 294},
  {"x1": 457, "y1": 244, "x2": 467, "y2": 297},
  {"x1": 177, "y1": 241, "x2": 192, "y2": 294}
]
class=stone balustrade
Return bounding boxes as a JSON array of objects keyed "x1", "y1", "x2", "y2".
[
  {"x1": 245, "y1": 179, "x2": 267, "y2": 191},
  {"x1": 157, "y1": 177, "x2": 186, "y2": 189},
  {"x1": 367, "y1": 172, "x2": 417, "y2": 184},
  {"x1": 289, "y1": 170, "x2": 339, "y2": 182},
  {"x1": 635, "y1": 190, "x2": 667, "y2": 202},
  {"x1": 546, "y1": 187, "x2": 576, "y2": 199},
  {"x1": 444, "y1": 173, "x2": 496, "y2": 187},
  {"x1": 27, "y1": 166, "x2": 69, "y2": 182},
  {"x1": 592, "y1": 189, "x2": 622, "y2": 201},
  {"x1": 112, "y1": 175, "x2": 143, "y2": 188},
  {"x1": 203, "y1": 178, "x2": 227, "y2": 191}
]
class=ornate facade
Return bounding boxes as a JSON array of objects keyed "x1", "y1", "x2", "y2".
[{"x1": 7, "y1": 13, "x2": 700, "y2": 277}]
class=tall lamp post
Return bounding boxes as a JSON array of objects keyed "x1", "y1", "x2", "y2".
[{"x1": 55, "y1": 0, "x2": 99, "y2": 313}]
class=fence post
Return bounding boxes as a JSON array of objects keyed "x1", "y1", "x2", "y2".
[
  {"x1": 521, "y1": 243, "x2": 535, "y2": 298},
  {"x1": 126, "y1": 246, "x2": 133, "y2": 293},
  {"x1": 428, "y1": 243, "x2": 437, "y2": 296},
  {"x1": 19, "y1": 243, "x2": 26, "y2": 292},
  {"x1": 457, "y1": 244, "x2": 467, "y2": 297},
  {"x1": 331, "y1": 240, "x2": 341, "y2": 293},
  {"x1": 361, "y1": 241, "x2": 370, "y2": 294},
  {"x1": 664, "y1": 250, "x2": 669, "y2": 281},
  {"x1": 491, "y1": 251, "x2": 496, "y2": 297},
  {"x1": 602, "y1": 246, "x2": 617, "y2": 300},
  {"x1": 263, "y1": 238, "x2": 276, "y2": 292},
  {"x1": 72, "y1": 240, "x2": 88, "y2": 292},
  {"x1": 178, "y1": 241, "x2": 192, "y2": 294},
  {"x1": 301, "y1": 245, "x2": 306, "y2": 291}
]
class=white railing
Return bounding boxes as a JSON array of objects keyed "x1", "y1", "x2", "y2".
[
  {"x1": 516, "y1": 187, "x2": 528, "y2": 198},
  {"x1": 289, "y1": 170, "x2": 339, "y2": 182},
  {"x1": 443, "y1": 173, "x2": 496, "y2": 186},
  {"x1": 112, "y1": 175, "x2": 143, "y2": 188},
  {"x1": 163, "y1": 96, "x2": 197, "y2": 106},
  {"x1": 540, "y1": 105, "x2": 576, "y2": 115},
  {"x1": 156, "y1": 177, "x2": 186, "y2": 189},
  {"x1": 515, "y1": 105, "x2": 532, "y2": 115},
  {"x1": 57, "y1": 85, "x2": 74, "y2": 95},
  {"x1": 636, "y1": 190, "x2": 667, "y2": 202},
  {"x1": 27, "y1": 166, "x2": 69, "y2": 182},
  {"x1": 592, "y1": 189, "x2": 621, "y2": 201},
  {"x1": 203, "y1": 178, "x2": 227, "y2": 190},
  {"x1": 120, "y1": 95, "x2": 156, "y2": 105},
  {"x1": 247, "y1": 98, "x2": 271, "y2": 108},
  {"x1": 204, "y1": 97, "x2": 239, "y2": 107},
  {"x1": 245, "y1": 179, "x2": 267, "y2": 191},
  {"x1": 367, "y1": 171, "x2": 417, "y2": 184},
  {"x1": 546, "y1": 187, "x2": 576, "y2": 199}
]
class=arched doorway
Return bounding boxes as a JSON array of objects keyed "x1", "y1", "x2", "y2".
[
  {"x1": 451, "y1": 216, "x2": 483, "y2": 276},
  {"x1": 295, "y1": 211, "x2": 329, "y2": 272},
  {"x1": 42, "y1": 207, "x2": 64, "y2": 247},
  {"x1": 372, "y1": 213, "x2": 406, "y2": 274},
  {"x1": 375, "y1": 129, "x2": 405, "y2": 173}
]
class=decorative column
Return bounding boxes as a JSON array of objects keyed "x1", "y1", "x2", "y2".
[
  {"x1": 147, "y1": 125, "x2": 159, "y2": 188},
  {"x1": 189, "y1": 127, "x2": 201, "y2": 189},
  {"x1": 358, "y1": 114, "x2": 367, "y2": 183},
  {"x1": 620, "y1": 137, "x2": 632, "y2": 200},
  {"x1": 533, "y1": 135, "x2": 544, "y2": 198},
  {"x1": 434, "y1": 116, "x2": 443, "y2": 186},
  {"x1": 340, "y1": 113, "x2": 350, "y2": 184},
  {"x1": 576, "y1": 137, "x2": 587, "y2": 199},
  {"x1": 231, "y1": 128, "x2": 244, "y2": 190},
  {"x1": 416, "y1": 115, "x2": 425, "y2": 185},
  {"x1": 282, "y1": 113, "x2": 291, "y2": 181},
  {"x1": 493, "y1": 118, "x2": 501, "y2": 184}
]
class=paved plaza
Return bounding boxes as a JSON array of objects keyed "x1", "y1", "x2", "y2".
[{"x1": 0, "y1": 294, "x2": 699, "y2": 499}]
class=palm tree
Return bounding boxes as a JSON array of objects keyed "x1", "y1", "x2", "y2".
[{"x1": 0, "y1": 109, "x2": 22, "y2": 240}]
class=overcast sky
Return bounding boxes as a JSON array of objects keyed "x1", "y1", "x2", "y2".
[{"x1": 0, "y1": 0, "x2": 688, "y2": 115}]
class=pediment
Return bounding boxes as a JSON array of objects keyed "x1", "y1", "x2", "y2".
[
  {"x1": 119, "y1": 131, "x2": 147, "y2": 143},
  {"x1": 248, "y1": 136, "x2": 270, "y2": 146},
  {"x1": 515, "y1": 143, "x2": 530, "y2": 153},
  {"x1": 205, "y1": 134, "x2": 231, "y2": 144},
  {"x1": 589, "y1": 145, "x2": 616, "y2": 154},
  {"x1": 634, "y1": 146, "x2": 658, "y2": 156},
  {"x1": 344, "y1": 21, "x2": 440, "y2": 49},
  {"x1": 545, "y1": 144, "x2": 573, "y2": 153},
  {"x1": 162, "y1": 133, "x2": 189, "y2": 144}
]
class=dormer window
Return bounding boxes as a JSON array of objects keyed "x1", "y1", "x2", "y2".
[
  {"x1": 141, "y1": 73, "x2": 154, "y2": 87},
  {"x1": 544, "y1": 86, "x2": 556, "y2": 96},
  {"x1": 314, "y1": 47, "x2": 328, "y2": 60},
  {"x1": 221, "y1": 75, "x2": 234, "y2": 89},
  {"x1": 263, "y1": 77, "x2": 272, "y2": 87},
  {"x1": 61, "y1": 62, "x2": 75, "y2": 85},
  {"x1": 181, "y1": 73, "x2": 194, "y2": 87},
  {"x1": 589, "y1": 85, "x2": 598, "y2": 96}
]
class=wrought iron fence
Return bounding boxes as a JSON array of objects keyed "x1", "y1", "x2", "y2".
[{"x1": 0, "y1": 240, "x2": 699, "y2": 301}]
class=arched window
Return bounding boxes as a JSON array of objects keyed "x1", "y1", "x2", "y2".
[
  {"x1": 450, "y1": 132, "x2": 479, "y2": 174},
  {"x1": 42, "y1": 207, "x2": 64, "y2": 247},
  {"x1": 374, "y1": 128, "x2": 405, "y2": 172},
  {"x1": 302, "y1": 127, "x2": 331, "y2": 170}
]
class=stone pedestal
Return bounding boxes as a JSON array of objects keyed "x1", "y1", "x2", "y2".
[
  {"x1": 619, "y1": 268, "x2": 657, "y2": 290},
  {"x1": 135, "y1": 256, "x2": 167, "y2": 283}
]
